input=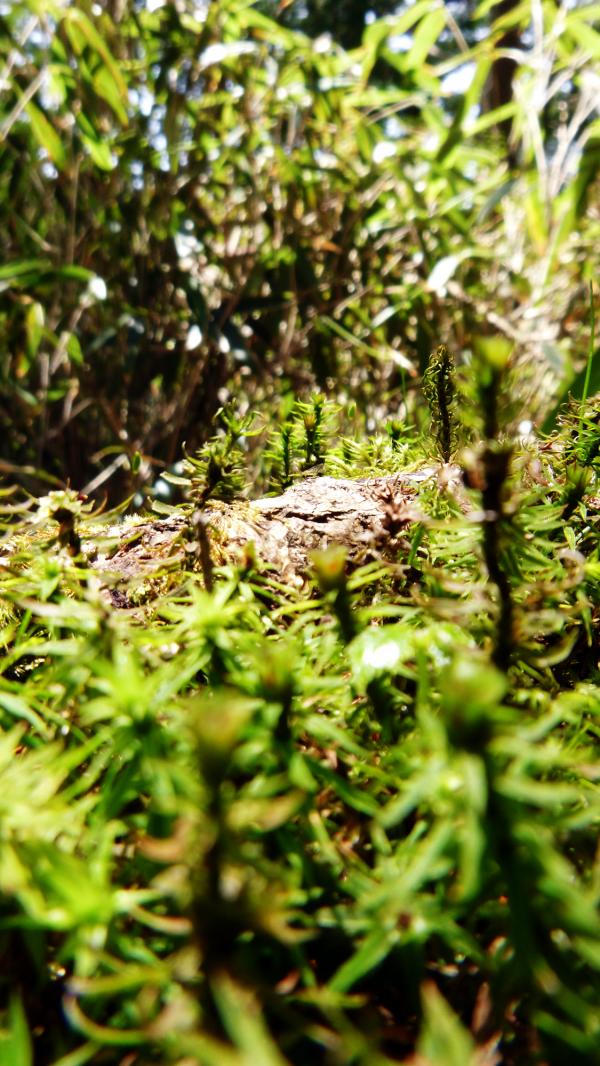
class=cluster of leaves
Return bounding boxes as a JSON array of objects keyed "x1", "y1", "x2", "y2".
[
  {"x1": 1, "y1": 0, "x2": 600, "y2": 500},
  {"x1": 0, "y1": 345, "x2": 599, "y2": 1065}
]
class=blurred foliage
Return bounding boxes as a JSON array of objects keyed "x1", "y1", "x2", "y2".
[
  {"x1": 259, "y1": 0, "x2": 416, "y2": 50},
  {"x1": 1, "y1": 0, "x2": 599, "y2": 500}
]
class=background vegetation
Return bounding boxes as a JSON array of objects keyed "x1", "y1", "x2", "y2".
[
  {"x1": 2, "y1": 0, "x2": 599, "y2": 500},
  {"x1": 0, "y1": 0, "x2": 599, "y2": 1063}
]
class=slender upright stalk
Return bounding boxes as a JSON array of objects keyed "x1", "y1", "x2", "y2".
[
  {"x1": 579, "y1": 281, "x2": 596, "y2": 441},
  {"x1": 423, "y1": 345, "x2": 455, "y2": 463},
  {"x1": 480, "y1": 445, "x2": 514, "y2": 671}
]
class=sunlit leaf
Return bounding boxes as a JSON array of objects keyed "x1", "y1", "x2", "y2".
[
  {"x1": 405, "y1": 8, "x2": 447, "y2": 69},
  {"x1": 25, "y1": 101, "x2": 66, "y2": 170},
  {"x1": 0, "y1": 994, "x2": 33, "y2": 1066},
  {"x1": 67, "y1": 333, "x2": 84, "y2": 365},
  {"x1": 92, "y1": 65, "x2": 128, "y2": 124},
  {"x1": 330, "y1": 926, "x2": 397, "y2": 993},
  {"x1": 63, "y1": 8, "x2": 128, "y2": 99},
  {"x1": 25, "y1": 301, "x2": 44, "y2": 358},
  {"x1": 417, "y1": 982, "x2": 477, "y2": 1066},
  {"x1": 80, "y1": 133, "x2": 115, "y2": 170}
]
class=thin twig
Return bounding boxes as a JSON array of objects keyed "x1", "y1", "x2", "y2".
[
  {"x1": 0, "y1": 14, "x2": 38, "y2": 91},
  {"x1": 0, "y1": 68, "x2": 46, "y2": 142}
]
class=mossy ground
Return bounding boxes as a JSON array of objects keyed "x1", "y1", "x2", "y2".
[{"x1": 0, "y1": 395, "x2": 598, "y2": 1064}]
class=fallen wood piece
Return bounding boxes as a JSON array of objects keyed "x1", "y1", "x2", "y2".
[{"x1": 91, "y1": 470, "x2": 437, "y2": 603}]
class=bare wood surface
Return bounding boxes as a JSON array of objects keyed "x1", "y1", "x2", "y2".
[{"x1": 90, "y1": 470, "x2": 438, "y2": 603}]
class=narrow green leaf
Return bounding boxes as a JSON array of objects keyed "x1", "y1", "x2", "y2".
[
  {"x1": 0, "y1": 259, "x2": 50, "y2": 282},
  {"x1": 67, "y1": 333, "x2": 84, "y2": 365},
  {"x1": 80, "y1": 133, "x2": 115, "y2": 170},
  {"x1": 405, "y1": 8, "x2": 446, "y2": 70},
  {"x1": 417, "y1": 982, "x2": 476, "y2": 1066},
  {"x1": 25, "y1": 101, "x2": 66, "y2": 170},
  {"x1": 54, "y1": 265, "x2": 95, "y2": 282},
  {"x1": 92, "y1": 65, "x2": 128, "y2": 125},
  {"x1": 64, "y1": 9, "x2": 127, "y2": 99},
  {"x1": 0, "y1": 994, "x2": 33, "y2": 1066},
  {"x1": 211, "y1": 973, "x2": 289, "y2": 1066},
  {"x1": 25, "y1": 301, "x2": 44, "y2": 358},
  {"x1": 567, "y1": 19, "x2": 600, "y2": 58},
  {"x1": 0, "y1": 692, "x2": 51, "y2": 736},
  {"x1": 330, "y1": 926, "x2": 396, "y2": 993}
]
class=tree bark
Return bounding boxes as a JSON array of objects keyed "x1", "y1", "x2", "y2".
[{"x1": 484, "y1": 0, "x2": 522, "y2": 165}]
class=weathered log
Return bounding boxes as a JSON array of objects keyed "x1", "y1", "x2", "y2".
[{"x1": 90, "y1": 470, "x2": 438, "y2": 603}]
